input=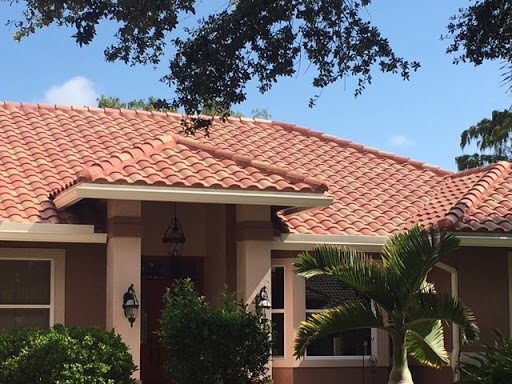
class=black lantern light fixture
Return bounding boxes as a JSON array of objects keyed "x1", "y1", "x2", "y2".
[
  {"x1": 162, "y1": 203, "x2": 186, "y2": 258},
  {"x1": 122, "y1": 284, "x2": 139, "y2": 328},
  {"x1": 255, "y1": 286, "x2": 272, "y2": 310}
]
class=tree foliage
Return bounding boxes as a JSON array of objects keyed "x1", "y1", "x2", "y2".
[
  {"x1": 158, "y1": 279, "x2": 272, "y2": 384},
  {"x1": 97, "y1": 95, "x2": 177, "y2": 112},
  {"x1": 455, "y1": 108, "x2": 512, "y2": 170},
  {"x1": 445, "y1": 0, "x2": 512, "y2": 91},
  {"x1": 0, "y1": 325, "x2": 136, "y2": 384},
  {"x1": 294, "y1": 225, "x2": 479, "y2": 384},
  {"x1": 445, "y1": 1, "x2": 512, "y2": 66},
  {"x1": 455, "y1": 330, "x2": 512, "y2": 384},
  {"x1": 4, "y1": 0, "x2": 419, "y2": 133}
]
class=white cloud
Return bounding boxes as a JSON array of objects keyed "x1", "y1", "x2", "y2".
[
  {"x1": 389, "y1": 135, "x2": 415, "y2": 148},
  {"x1": 43, "y1": 76, "x2": 99, "y2": 107}
]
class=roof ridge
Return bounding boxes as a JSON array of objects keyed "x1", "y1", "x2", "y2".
[
  {"x1": 437, "y1": 161, "x2": 512, "y2": 230},
  {"x1": 176, "y1": 136, "x2": 328, "y2": 192},
  {"x1": 2, "y1": 101, "x2": 279, "y2": 124},
  {"x1": 1, "y1": 100, "x2": 187, "y2": 120},
  {"x1": 3, "y1": 101, "x2": 449, "y2": 178},
  {"x1": 271, "y1": 120, "x2": 452, "y2": 176}
]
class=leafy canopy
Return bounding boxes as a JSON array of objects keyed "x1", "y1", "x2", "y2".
[
  {"x1": 158, "y1": 279, "x2": 272, "y2": 384},
  {"x1": 294, "y1": 225, "x2": 478, "y2": 384},
  {"x1": 0, "y1": 325, "x2": 136, "y2": 384},
  {"x1": 455, "y1": 108, "x2": 512, "y2": 170},
  {"x1": 455, "y1": 330, "x2": 512, "y2": 384},
  {"x1": 5, "y1": 1, "x2": 509, "y2": 134},
  {"x1": 5, "y1": 0, "x2": 420, "y2": 133}
]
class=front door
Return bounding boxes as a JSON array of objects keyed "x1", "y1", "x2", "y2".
[{"x1": 140, "y1": 257, "x2": 204, "y2": 384}]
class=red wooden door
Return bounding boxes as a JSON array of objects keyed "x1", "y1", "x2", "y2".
[{"x1": 140, "y1": 257, "x2": 203, "y2": 384}]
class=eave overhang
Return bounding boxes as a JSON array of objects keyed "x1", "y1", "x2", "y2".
[
  {"x1": 54, "y1": 183, "x2": 333, "y2": 210},
  {"x1": 273, "y1": 232, "x2": 512, "y2": 252},
  {"x1": 0, "y1": 222, "x2": 107, "y2": 243}
]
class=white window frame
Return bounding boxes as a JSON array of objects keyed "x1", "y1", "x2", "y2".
[
  {"x1": 271, "y1": 265, "x2": 285, "y2": 359},
  {"x1": 304, "y1": 278, "x2": 377, "y2": 361},
  {"x1": 0, "y1": 248, "x2": 65, "y2": 328}
]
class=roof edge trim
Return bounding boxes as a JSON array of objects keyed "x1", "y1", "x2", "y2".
[
  {"x1": 275, "y1": 232, "x2": 512, "y2": 250},
  {"x1": 274, "y1": 234, "x2": 388, "y2": 252},
  {"x1": 454, "y1": 233, "x2": 512, "y2": 247},
  {"x1": 54, "y1": 183, "x2": 333, "y2": 209},
  {"x1": 0, "y1": 222, "x2": 107, "y2": 244}
]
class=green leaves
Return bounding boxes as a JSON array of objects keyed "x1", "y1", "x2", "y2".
[
  {"x1": 403, "y1": 292, "x2": 479, "y2": 344},
  {"x1": 0, "y1": 325, "x2": 136, "y2": 384},
  {"x1": 456, "y1": 330, "x2": 512, "y2": 384},
  {"x1": 4, "y1": 0, "x2": 419, "y2": 135},
  {"x1": 455, "y1": 108, "x2": 512, "y2": 170},
  {"x1": 294, "y1": 225, "x2": 479, "y2": 383},
  {"x1": 159, "y1": 279, "x2": 272, "y2": 384},
  {"x1": 294, "y1": 301, "x2": 384, "y2": 358},
  {"x1": 295, "y1": 245, "x2": 393, "y2": 311},
  {"x1": 405, "y1": 320, "x2": 449, "y2": 368}
]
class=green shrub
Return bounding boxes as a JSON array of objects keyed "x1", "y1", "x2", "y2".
[
  {"x1": 455, "y1": 330, "x2": 512, "y2": 384},
  {"x1": 159, "y1": 279, "x2": 272, "y2": 384},
  {"x1": 0, "y1": 325, "x2": 136, "y2": 384}
]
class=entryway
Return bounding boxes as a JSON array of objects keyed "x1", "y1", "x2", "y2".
[{"x1": 140, "y1": 256, "x2": 204, "y2": 384}]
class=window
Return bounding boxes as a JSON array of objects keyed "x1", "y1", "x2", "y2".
[
  {"x1": 271, "y1": 266, "x2": 284, "y2": 357},
  {"x1": 0, "y1": 259, "x2": 51, "y2": 330},
  {"x1": 305, "y1": 275, "x2": 372, "y2": 357},
  {"x1": 0, "y1": 249, "x2": 65, "y2": 330}
]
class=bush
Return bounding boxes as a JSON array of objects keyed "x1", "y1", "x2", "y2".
[
  {"x1": 0, "y1": 325, "x2": 136, "y2": 384},
  {"x1": 455, "y1": 330, "x2": 512, "y2": 384},
  {"x1": 159, "y1": 279, "x2": 272, "y2": 384}
]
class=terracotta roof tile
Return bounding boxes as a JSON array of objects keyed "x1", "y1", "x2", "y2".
[
  {"x1": 1, "y1": 101, "x2": 512, "y2": 235},
  {"x1": 51, "y1": 134, "x2": 328, "y2": 198}
]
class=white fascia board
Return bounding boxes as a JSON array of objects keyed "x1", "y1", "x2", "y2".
[
  {"x1": 273, "y1": 234, "x2": 389, "y2": 252},
  {"x1": 54, "y1": 183, "x2": 333, "y2": 209},
  {"x1": 453, "y1": 233, "x2": 512, "y2": 247},
  {"x1": 0, "y1": 222, "x2": 107, "y2": 244},
  {"x1": 274, "y1": 232, "x2": 512, "y2": 251}
]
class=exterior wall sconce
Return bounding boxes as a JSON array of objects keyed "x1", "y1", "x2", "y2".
[
  {"x1": 122, "y1": 284, "x2": 139, "y2": 328},
  {"x1": 255, "y1": 286, "x2": 272, "y2": 310}
]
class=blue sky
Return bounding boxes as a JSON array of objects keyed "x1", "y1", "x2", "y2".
[{"x1": 0, "y1": 1, "x2": 509, "y2": 171}]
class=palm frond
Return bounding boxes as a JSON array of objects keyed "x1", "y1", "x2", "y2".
[
  {"x1": 381, "y1": 225, "x2": 459, "y2": 309},
  {"x1": 294, "y1": 302, "x2": 385, "y2": 358},
  {"x1": 405, "y1": 320, "x2": 449, "y2": 368},
  {"x1": 295, "y1": 245, "x2": 393, "y2": 311},
  {"x1": 404, "y1": 292, "x2": 479, "y2": 344}
]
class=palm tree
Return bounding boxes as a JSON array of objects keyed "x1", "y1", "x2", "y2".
[{"x1": 294, "y1": 225, "x2": 479, "y2": 384}]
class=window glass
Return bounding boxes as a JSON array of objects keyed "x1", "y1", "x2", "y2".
[
  {"x1": 0, "y1": 309, "x2": 50, "y2": 330},
  {"x1": 271, "y1": 266, "x2": 285, "y2": 357},
  {"x1": 271, "y1": 313, "x2": 284, "y2": 357},
  {"x1": 0, "y1": 260, "x2": 51, "y2": 305},
  {"x1": 271, "y1": 267, "x2": 284, "y2": 309},
  {"x1": 0, "y1": 259, "x2": 52, "y2": 331},
  {"x1": 306, "y1": 275, "x2": 371, "y2": 356}
]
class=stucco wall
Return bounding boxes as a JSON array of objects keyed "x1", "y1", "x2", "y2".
[
  {"x1": 0, "y1": 242, "x2": 107, "y2": 329},
  {"x1": 141, "y1": 202, "x2": 229, "y2": 304},
  {"x1": 457, "y1": 247, "x2": 509, "y2": 349},
  {"x1": 65, "y1": 244, "x2": 106, "y2": 328},
  {"x1": 273, "y1": 366, "x2": 390, "y2": 384}
]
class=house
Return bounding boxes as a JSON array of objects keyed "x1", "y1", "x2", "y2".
[{"x1": 0, "y1": 101, "x2": 510, "y2": 384}]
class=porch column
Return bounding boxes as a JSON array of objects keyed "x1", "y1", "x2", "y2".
[
  {"x1": 235, "y1": 205, "x2": 273, "y2": 305},
  {"x1": 106, "y1": 200, "x2": 143, "y2": 381}
]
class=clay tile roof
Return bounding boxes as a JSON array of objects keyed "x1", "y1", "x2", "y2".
[
  {"x1": 1, "y1": 101, "x2": 512, "y2": 236},
  {"x1": 50, "y1": 134, "x2": 328, "y2": 196}
]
